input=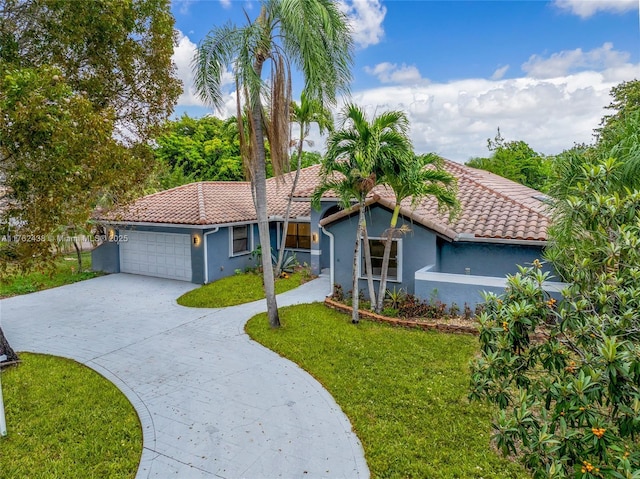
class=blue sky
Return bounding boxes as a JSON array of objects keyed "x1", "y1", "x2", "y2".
[{"x1": 170, "y1": 0, "x2": 639, "y2": 161}]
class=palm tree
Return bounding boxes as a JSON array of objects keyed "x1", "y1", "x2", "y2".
[
  {"x1": 275, "y1": 91, "x2": 333, "y2": 276},
  {"x1": 374, "y1": 153, "x2": 459, "y2": 313},
  {"x1": 194, "y1": 0, "x2": 352, "y2": 327},
  {"x1": 312, "y1": 103, "x2": 412, "y2": 323}
]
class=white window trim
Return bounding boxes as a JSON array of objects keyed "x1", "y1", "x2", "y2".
[
  {"x1": 229, "y1": 224, "x2": 253, "y2": 257},
  {"x1": 358, "y1": 236, "x2": 403, "y2": 283}
]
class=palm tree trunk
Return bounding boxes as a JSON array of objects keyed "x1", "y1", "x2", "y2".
[
  {"x1": 361, "y1": 212, "x2": 376, "y2": 309},
  {"x1": 251, "y1": 55, "x2": 279, "y2": 328},
  {"x1": 351, "y1": 209, "x2": 362, "y2": 324},
  {"x1": 375, "y1": 205, "x2": 400, "y2": 312},
  {"x1": 275, "y1": 128, "x2": 304, "y2": 276}
]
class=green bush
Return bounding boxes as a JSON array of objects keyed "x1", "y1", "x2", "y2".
[{"x1": 470, "y1": 159, "x2": 640, "y2": 478}]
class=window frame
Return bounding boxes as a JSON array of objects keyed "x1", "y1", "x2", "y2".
[
  {"x1": 229, "y1": 224, "x2": 253, "y2": 257},
  {"x1": 358, "y1": 236, "x2": 403, "y2": 283},
  {"x1": 279, "y1": 221, "x2": 312, "y2": 251}
]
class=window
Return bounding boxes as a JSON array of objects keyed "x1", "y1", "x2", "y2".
[
  {"x1": 360, "y1": 238, "x2": 402, "y2": 282},
  {"x1": 284, "y1": 222, "x2": 311, "y2": 250},
  {"x1": 231, "y1": 225, "x2": 251, "y2": 256}
]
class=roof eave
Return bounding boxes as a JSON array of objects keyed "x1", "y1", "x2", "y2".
[{"x1": 454, "y1": 234, "x2": 548, "y2": 246}]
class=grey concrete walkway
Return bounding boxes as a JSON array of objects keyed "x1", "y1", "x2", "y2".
[{"x1": 0, "y1": 273, "x2": 369, "y2": 479}]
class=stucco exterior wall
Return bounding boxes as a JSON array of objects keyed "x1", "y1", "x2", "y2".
[
  {"x1": 437, "y1": 240, "x2": 552, "y2": 277},
  {"x1": 415, "y1": 265, "x2": 566, "y2": 309},
  {"x1": 205, "y1": 224, "x2": 259, "y2": 283},
  {"x1": 91, "y1": 241, "x2": 120, "y2": 274},
  {"x1": 324, "y1": 205, "x2": 438, "y2": 298}
]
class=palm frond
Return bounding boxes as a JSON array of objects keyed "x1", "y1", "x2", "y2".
[{"x1": 193, "y1": 23, "x2": 241, "y2": 110}]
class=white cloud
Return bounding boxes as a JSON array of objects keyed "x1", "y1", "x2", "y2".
[
  {"x1": 172, "y1": 0, "x2": 194, "y2": 15},
  {"x1": 172, "y1": 31, "x2": 235, "y2": 114},
  {"x1": 220, "y1": 0, "x2": 232, "y2": 9},
  {"x1": 302, "y1": 58, "x2": 638, "y2": 162},
  {"x1": 554, "y1": 0, "x2": 638, "y2": 18},
  {"x1": 522, "y1": 42, "x2": 630, "y2": 78},
  {"x1": 364, "y1": 62, "x2": 424, "y2": 84},
  {"x1": 491, "y1": 65, "x2": 509, "y2": 80},
  {"x1": 338, "y1": 0, "x2": 387, "y2": 48}
]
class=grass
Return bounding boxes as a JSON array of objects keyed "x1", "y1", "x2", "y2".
[
  {"x1": 0, "y1": 353, "x2": 142, "y2": 479},
  {"x1": 177, "y1": 270, "x2": 308, "y2": 307},
  {"x1": 246, "y1": 303, "x2": 531, "y2": 479},
  {"x1": 0, "y1": 252, "x2": 100, "y2": 298}
]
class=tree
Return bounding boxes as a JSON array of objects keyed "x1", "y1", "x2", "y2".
[
  {"x1": 0, "y1": 327, "x2": 18, "y2": 365},
  {"x1": 0, "y1": 0, "x2": 180, "y2": 265},
  {"x1": 275, "y1": 91, "x2": 333, "y2": 276},
  {"x1": 0, "y1": 66, "x2": 145, "y2": 267},
  {"x1": 194, "y1": 0, "x2": 352, "y2": 328},
  {"x1": 1, "y1": 0, "x2": 181, "y2": 143},
  {"x1": 312, "y1": 104, "x2": 412, "y2": 323},
  {"x1": 374, "y1": 153, "x2": 458, "y2": 313},
  {"x1": 595, "y1": 80, "x2": 640, "y2": 190},
  {"x1": 150, "y1": 115, "x2": 244, "y2": 190},
  {"x1": 596, "y1": 79, "x2": 640, "y2": 148},
  {"x1": 549, "y1": 80, "x2": 640, "y2": 202},
  {"x1": 470, "y1": 157, "x2": 640, "y2": 478},
  {"x1": 466, "y1": 129, "x2": 552, "y2": 192}
]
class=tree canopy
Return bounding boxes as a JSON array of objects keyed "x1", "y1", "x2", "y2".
[
  {"x1": 150, "y1": 115, "x2": 244, "y2": 189},
  {"x1": 0, "y1": 0, "x2": 180, "y2": 265},
  {"x1": 466, "y1": 129, "x2": 552, "y2": 192}
]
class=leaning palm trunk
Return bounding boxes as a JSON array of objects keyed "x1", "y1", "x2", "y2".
[
  {"x1": 375, "y1": 205, "x2": 401, "y2": 313},
  {"x1": 361, "y1": 211, "x2": 376, "y2": 309},
  {"x1": 275, "y1": 136, "x2": 303, "y2": 277}
]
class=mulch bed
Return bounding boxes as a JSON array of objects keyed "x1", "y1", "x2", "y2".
[{"x1": 324, "y1": 297, "x2": 480, "y2": 335}]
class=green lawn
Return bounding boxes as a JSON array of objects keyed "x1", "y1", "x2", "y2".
[
  {"x1": 177, "y1": 270, "x2": 307, "y2": 307},
  {"x1": 0, "y1": 251, "x2": 100, "y2": 298},
  {"x1": 0, "y1": 353, "x2": 142, "y2": 479},
  {"x1": 246, "y1": 303, "x2": 530, "y2": 479}
]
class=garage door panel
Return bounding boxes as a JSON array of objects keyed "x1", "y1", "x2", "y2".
[{"x1": 120, "y1": 231, "x2": 192, "y2": 281}]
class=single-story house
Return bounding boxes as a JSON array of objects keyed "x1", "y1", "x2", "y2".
[{"x1": 93, "y1": 160, "x2": 565, "y2": 306}]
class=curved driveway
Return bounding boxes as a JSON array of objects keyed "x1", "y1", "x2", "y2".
[{"x1": 1, "y1": 273, "x2": 369, "y2": 479}]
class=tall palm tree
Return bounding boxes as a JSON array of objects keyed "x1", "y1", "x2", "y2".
[
  {"x1": 374, "y1": 153, "x2": 459, "y2": 313},
  {"x1": 275, "y1": 91, "x2": 333, "y2": 276},
  {"x1": 194, "y1": 0, "x2": 352, "y2": 327},
  {"x1": 312, "y1": 103, "x2": 412, "y2": 323}
]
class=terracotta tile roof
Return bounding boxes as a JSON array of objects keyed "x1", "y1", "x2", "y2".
[
  {"x1": 99, "y1": 160, "x2": 551, "y2": 242},
  {"x1": 318, "y1": 160, "x2": 551, "y2": 242},
  {"x1": 98, "y1": 167, "x2": 317, "y2": 226}
]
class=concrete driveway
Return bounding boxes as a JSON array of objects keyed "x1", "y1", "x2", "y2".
[{"x1": 0, "y1": 273, "x2": 369, "y2": 479}]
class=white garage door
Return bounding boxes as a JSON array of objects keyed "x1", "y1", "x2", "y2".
[{"x1": 120, "y1": 230, "x2": 192, "y2": 281}]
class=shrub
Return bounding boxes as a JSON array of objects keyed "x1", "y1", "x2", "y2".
[{"x1": 470, "y1": 159, "x2": 640, "y2": 478}]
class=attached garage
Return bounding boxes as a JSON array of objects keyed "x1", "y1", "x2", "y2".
[{"x1": 119, "y1": 230, "x2": 192, "y2": 281}]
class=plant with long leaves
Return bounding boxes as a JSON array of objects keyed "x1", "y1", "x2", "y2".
[
  {"x1": 312, "y1": 103, "x2": 413, "y2": 323},
  {"x1": 374, "y1": 153, "x2": 459, "y2": 313},
  {"x1": 194, "y1": 0, "x2": 352, "y2": 327}
]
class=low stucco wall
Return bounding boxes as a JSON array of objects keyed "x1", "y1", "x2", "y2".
[
  {"x1": 414, "y1": 265, "x2": 567, "y2": 308},
  {"x1": 91, "y1": 241, "x2": 120, "y2": 274}
]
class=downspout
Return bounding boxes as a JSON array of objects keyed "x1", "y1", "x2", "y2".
[
  {"x1": 320, "y1": 225, "x2": 334, "y2": 296},
  {"x1": 203, "y1": 227, "x2": 220, "y2": 284}
]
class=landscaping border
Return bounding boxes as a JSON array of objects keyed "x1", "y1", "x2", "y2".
[{"x1": 324, "y1": 297, "x2": 480, "y2": 335}]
